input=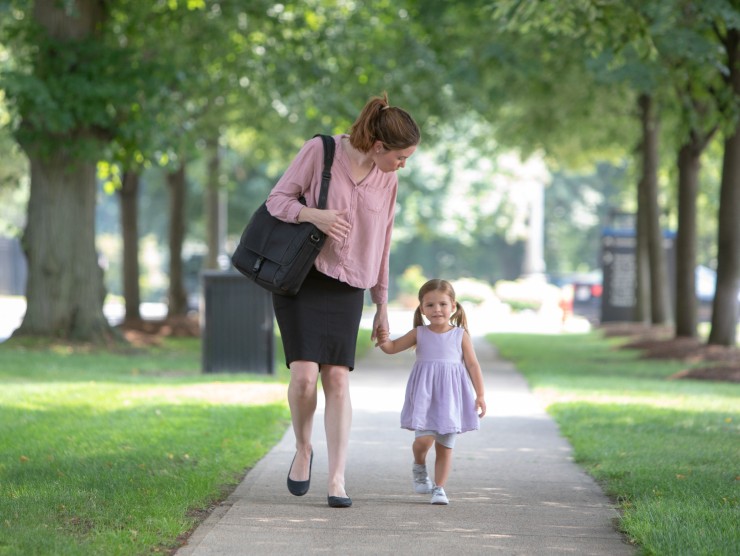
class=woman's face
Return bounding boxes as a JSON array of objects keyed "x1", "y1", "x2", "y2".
[{"x1": 373, "y1": 142, "x2": 417, "y2": 173}]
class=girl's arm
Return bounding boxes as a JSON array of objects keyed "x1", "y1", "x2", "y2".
[
  {"x1": 376, "y1": 328, "x2": 417, "y2": 354},
  {"x1": 461, "y1": 331, "x2": 487, "y2": 418}
]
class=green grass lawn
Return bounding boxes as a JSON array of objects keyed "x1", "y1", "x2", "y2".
[
  {"x1": 0, "y1": 336, "x2": 291, "y2": 555},
  {"x1": 0, "y1": 326, "x2": 375, "y2": 555},
  {"x1": 490, "y1": 332, "x2": 740, "y2": 556}
]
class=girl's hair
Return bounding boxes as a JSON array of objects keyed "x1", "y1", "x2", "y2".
[
  {"x1": 413, "y1": 279, "x2": 469, "y2": 334},
  {"x1": 348, "y1": 92, "x2": 421, "y2": 153}
]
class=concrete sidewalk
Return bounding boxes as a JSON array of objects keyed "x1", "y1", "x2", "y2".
[{"x1": 177, "y1": 338, "x2": 634, "y2": 555}]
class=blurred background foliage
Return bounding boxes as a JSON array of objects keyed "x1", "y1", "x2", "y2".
[{"x1": 0, "y1": 0, "x2": 735, "y2": 310}]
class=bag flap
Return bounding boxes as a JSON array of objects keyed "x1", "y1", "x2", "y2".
[{"x1": 240, "y1": 203, "x2": 322, "y2": 264}]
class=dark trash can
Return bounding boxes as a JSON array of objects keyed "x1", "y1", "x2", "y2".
[
  {"x1": 0, "y1": 236, "x2": 27, "y2": 296},
  {"x1": 201, "y1": 271, "x2": 274, "y2": 374}
]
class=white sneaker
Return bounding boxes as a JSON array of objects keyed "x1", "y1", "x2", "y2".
[
  {"x1": 412, "y1": 463, "x2": 433, "y2": 494},
  {"x1": 430, "y1": 486, "x2": 449, "y2": 505}
]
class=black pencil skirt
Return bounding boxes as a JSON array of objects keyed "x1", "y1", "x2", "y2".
[{"x1": 273, "y1": 266, "x2": 365, "y2": 371}]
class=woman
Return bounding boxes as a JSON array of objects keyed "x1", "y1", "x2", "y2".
[{"x1": 265, "y1": 92, "x2": 420, "y2": 508}]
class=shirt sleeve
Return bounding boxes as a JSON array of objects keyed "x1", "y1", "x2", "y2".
[
  {"x1": 265, "y1": 137, "x2": 323, "y2": 223},
  {"x1": 369, "y1": 179, "x2": 398, "y2": 304}
]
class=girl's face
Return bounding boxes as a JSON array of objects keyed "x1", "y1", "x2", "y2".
[
  {"x1": 373, "y1": 142, "x2": 416, "y2": 173},
  {"x1": 420, "y1": 290, "x2": 455, "y2": 326}
]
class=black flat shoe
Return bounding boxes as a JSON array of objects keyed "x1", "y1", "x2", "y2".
[
  {"x1": 287, "y1": 450, "x2": 313, "y2": 496},
  {"x1": 327, "y1": 495, "x2": 352, "y2": 508}
]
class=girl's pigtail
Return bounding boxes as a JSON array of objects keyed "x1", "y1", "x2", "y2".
[
  {"x1": 413, "y1": 306, "x2": 425, "y2": 329},
  {"x1": 453, "y1": 301, "x2": 469, "y2": 335}
]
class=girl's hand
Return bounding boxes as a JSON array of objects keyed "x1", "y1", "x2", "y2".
[
  {"x1": 476, "y1": 396, "x2": 487, "y2": 418},
  {"x1": 377, "y1": 328, "x2": 417, "y2": 354},
  {"x1": 375, "y1": 329, "x2": 390, "y2": 347}
]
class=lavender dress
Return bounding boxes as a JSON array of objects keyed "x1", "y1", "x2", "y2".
[{"x1": 400, "y1": 326, "x2": 480, "y2": 435}]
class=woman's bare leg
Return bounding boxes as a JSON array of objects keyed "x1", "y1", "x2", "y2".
[
  {"x1": 287, "y1": 360, "x2": 319, "y2": 481},
  {"x1": 320, "y1": 364, "x2": 351, "y2": 497}
]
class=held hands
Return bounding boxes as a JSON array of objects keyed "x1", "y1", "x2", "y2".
[
  {"x1": 371, "y1": 304, "x2": 389, "y2": 344},
  {"x1": 374, "y1": 329, "x2": 390, "y2": 348}
]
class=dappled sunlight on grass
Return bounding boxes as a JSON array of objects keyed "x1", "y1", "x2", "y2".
[
  {"x1": 534, "y1": 387, "x2": 739, "y2": 413},
  {"x1": 129, "y1": 382, "x2": 288, "y2": 405},
  {"x1": 0, "y1": 336, "x2": 292, "y2": 555},
  {"x1": 490, "y1": 331, "x2": 740, "y2": 555}
]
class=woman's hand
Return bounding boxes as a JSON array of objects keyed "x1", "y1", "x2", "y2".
[
  {"x1": 371, "y1": 303, "x2": 389, "y2": 343},
  {"x1": 299, "y1": 207, "x2": 350, "y2": 242}
]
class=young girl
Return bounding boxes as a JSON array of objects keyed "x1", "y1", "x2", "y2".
[{"x1": 376, "y1": 279, "x2": 486, "y2": 505}]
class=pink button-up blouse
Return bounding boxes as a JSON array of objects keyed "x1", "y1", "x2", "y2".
[{"x1": 265, "y1": 134, "x2": 397, "y2": 304}]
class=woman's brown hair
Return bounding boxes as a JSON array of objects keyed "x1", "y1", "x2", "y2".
[
  {"x1": 348, "y1": 92, "x2": 421, "y2": 153},
  {"x1": 412, "y1": 279, "x2": 469, "y2": 334}
]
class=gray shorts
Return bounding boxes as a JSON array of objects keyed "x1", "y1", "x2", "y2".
[{"x1": 415, "y1": 430, "x2": 457, "y2": 449}]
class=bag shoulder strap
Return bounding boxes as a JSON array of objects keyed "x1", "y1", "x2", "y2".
[{"x1": 313, "y1": 134, "x2": 335, "y2": 209}]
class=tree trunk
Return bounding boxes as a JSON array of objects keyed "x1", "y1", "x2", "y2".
[
  {"x1": 205, "y1": 135, "x2": 220, "y2": 270},
  {"x1": 635, "y1": 97, "x2": 651, "y2": 325},
  {"x1": 16, "y1": 150, "x2": 111, "y2": 341},
  {"x1": 674, "y1": 143, "x2": 701, "y2": 337},
  {"x1": 635, "y1": 173, "x2": 651, "y2": 324},
  {"x1": 33, "y1": 0, "x2": 104, "y2": 41},
  {"x1": 638, "y1": 93, "x2": 673, "y2": 326},
  {"x1": 167, "y1": 162, "x2": 188, "y2": 316},
  {"x1": 119, "y1": 170, "x2": 141, "y2": 322},
  {"x1": 708, "y1": 127, "x2": 740, "y2": 345},
  {"x1": 13, "y1": 0, "x2": 114, "y2": 343},
  {"x1": 709, "y1": 29, "x2": 740, "y2": 346}
]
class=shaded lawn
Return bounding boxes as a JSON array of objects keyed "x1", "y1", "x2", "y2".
[
  {"x1": 0, "y1": 328, "x2": 375, "y2": 554},
  {"x1": 0, "y1": 337, "x2": 290, "y2": 555}
]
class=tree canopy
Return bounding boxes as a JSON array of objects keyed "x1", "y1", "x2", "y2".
[{"x1": 0, "y1": 0, "x2": 737, "y2": 343}]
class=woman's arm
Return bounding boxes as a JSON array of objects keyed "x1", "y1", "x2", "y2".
[
  {"x1": 264, "y1": 138, "x2": 350, "y2": 243},
  {"x1": 265, "y1": 138, "x2": 320, "y2": 223},
  {"x1": 376, "y1": 328, "x2": 417, "y2": 354},
  {"x1": 461, "y1": 331, "x2": 486, "y2": 418}
]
